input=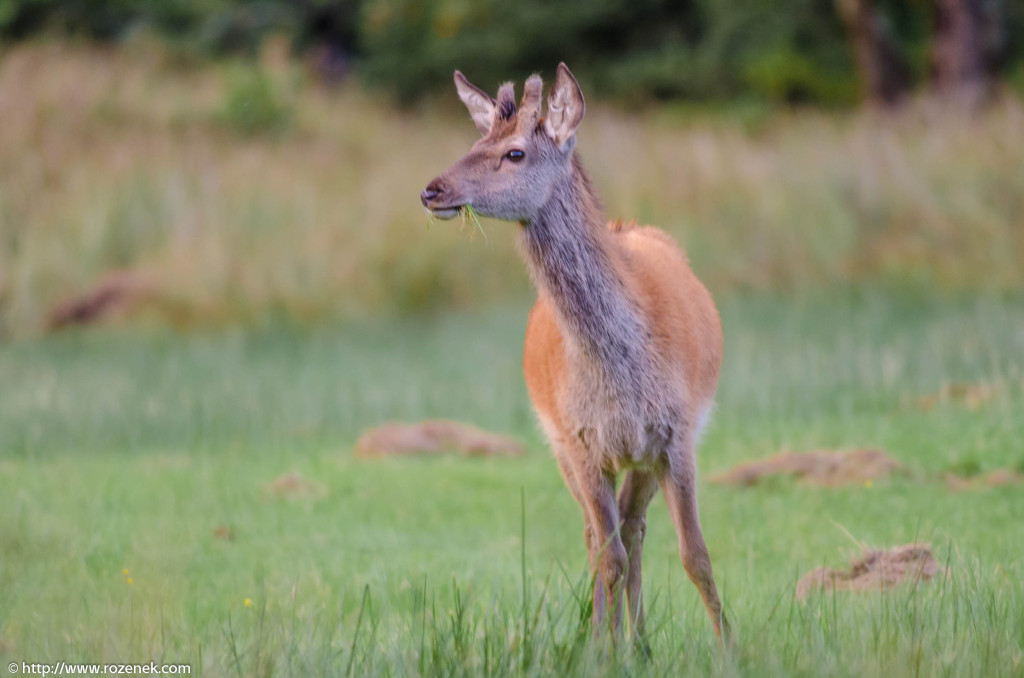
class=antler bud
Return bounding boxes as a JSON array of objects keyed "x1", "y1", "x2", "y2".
[{"x1": 519, "y1": 75, "x2": 543, "y2": 128}]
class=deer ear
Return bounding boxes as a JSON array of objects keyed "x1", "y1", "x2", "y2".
[
  {"x1": 454, "y1": 71, "x2": 496, "y2": 136},
  {"x1": 545, "y1": 63, "x2": 585, "y2": 150}
]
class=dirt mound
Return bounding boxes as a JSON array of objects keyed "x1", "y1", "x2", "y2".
[
  {"x1": 710, "y1": 448, "x2": 906, "y2": 487},
  {"x1": 945, "y1": 468, "x2": 1023, "y2": 491},
  {"x1": 355, "y1": 420, "x2": 523, "y2": 458},
  {"x1": 912, "y1": 381, "x2": 1000, "y2": 411},
  {"x1": 213, "y1": 525, "x2": 235, "y2": 541},
  {"x1": 796, "y1": 543, "x2": 947, "y2": 599},
  {"x1": 263, "y1": 471, "x2": 326, "y2": 500},
  {"x1": 47, "y1": 270, "x2": 157, "y2": 330}
]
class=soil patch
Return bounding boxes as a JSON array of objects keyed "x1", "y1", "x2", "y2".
[
  {"x1": 796, "y1": 543, "x2": 947, "y2": 599},
  {"x1": 710, "y1": 448, "x2": 906, "y2": 487},
  {"x1": 263, "y1": 471, "x2": 327, "y2": 500},
  {"x1": 912, "y1": 381, "x2": 1000, "y2": 411},
  {"x1": 355, "y1": 420, "x2": 523, "y2": 458},
  {"x1": 46, "y1": 270, "x2": 157, "y2": 330},
  {"x1": 945, "y1": 468, "x2": 1023, "y2": 491},
  {"x1": 212, "y1": 525, "x2": 235, "y2": 541}
]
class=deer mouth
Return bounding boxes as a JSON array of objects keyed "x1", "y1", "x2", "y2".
[{"x1": 425, "y1": 205, "x2": 464, "y2": 220}]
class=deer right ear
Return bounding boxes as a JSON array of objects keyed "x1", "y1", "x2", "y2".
[
  {"x1": 454, "y1": 71, "x2": 496, "y2": 136},
  {"x1": 545, "y1": 63, "x2": 585, "y2": 150}
]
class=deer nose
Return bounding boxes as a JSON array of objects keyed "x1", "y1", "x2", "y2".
[{"x1": 420, "y1": 181, "x2": 444, "y2": 207}]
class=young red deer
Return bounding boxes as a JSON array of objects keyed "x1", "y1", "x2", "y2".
[{"x1": 420, "y1": 63, "x2": 729, "y2": 641}]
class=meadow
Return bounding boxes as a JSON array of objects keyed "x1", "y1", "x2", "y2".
[
  {"x1": 1, "y1": 42, "x2": 1024, "y2": 677},
  {"x1": 2, "y1": 294, "x2": 1023, "y2": 676},
  {"x1": 1, "y1": 43, "x2": 1023, "y2": 335}
]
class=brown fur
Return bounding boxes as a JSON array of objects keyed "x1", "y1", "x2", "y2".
[{"x1": 422, "y1": 63, "x2": 729, "y2": 642}]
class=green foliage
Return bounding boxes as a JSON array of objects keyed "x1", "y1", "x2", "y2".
[
  {"x1": 1007, "y1": 61, "x2": 1024, "y2": 97},
  {"x1": 4, "y1": 0, "x2": 1024, "y2": 106},
  {"x1": 218, "y1": 67, "x2": 293, "y2": 136},
  {"x1": 357, "y1": 0, "x2": 860, "y2": 106},
  {"x1": 357, "y1": 0, "x2": 705, "y2": 104},
  {"x1": 744, "y1": 48, "x2": 858, "y2": 105},
  {"x1": 0, "y1": 0, "x2": 316, "y2": 53}
]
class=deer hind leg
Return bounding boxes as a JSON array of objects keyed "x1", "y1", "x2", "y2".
[
  {"x1": 617, "y1": 470, "x2": 659, "y2": 641},
  {"x1": 660, "y1": 440, "x2": 730, "y2": 641}
]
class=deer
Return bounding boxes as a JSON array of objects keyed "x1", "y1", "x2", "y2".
[{"x1": 420, "y1": 63, "x2": 730, "y2": 643}]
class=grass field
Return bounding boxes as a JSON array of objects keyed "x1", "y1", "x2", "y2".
[
  {"x1": 2, "y1": 294, "x2": 1023, "y2": 676},
  {"x1": 2, "y1": 43, "x2": 1024, "y2": 336}
]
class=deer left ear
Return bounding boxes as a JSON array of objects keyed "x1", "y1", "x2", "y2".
[
  {"x1": 454, "y1": 71, "x2": 496, "y2": 136},
  {"x1": 544, "y1": 63, "x2": 585, "y2": 150}
]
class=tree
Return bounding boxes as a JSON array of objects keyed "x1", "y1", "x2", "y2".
[
  {"x1": 930, "y1": 0, "x2": 1003, "y2": 108},
  {"x1": 836, "y1": 0, "x2": 912, "y2": 106}
]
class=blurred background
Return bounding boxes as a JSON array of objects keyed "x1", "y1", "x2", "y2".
[{"x1": 1, "y1": 0, "x2": 1022, "y2": 337}]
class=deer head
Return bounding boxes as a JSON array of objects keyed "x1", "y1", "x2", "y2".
[{"x1": 420, "y1": 63, "x2": 586, "y2": 224}]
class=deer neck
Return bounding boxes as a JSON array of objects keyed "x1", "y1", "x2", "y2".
[{"x1": 520, "y1": 154, "x2": 648, "y2": 379}]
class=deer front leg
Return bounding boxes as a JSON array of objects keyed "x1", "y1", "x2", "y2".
[
  {"x1": 553, "y1": 448, "x2": 607, "y2": 618},
  {"x1": 617, "y1": 470, "x2": 659, "y2": 642},
  {"x1": 582, "y1": 515, "x2": 607, "y2": 623},
  {"x1": 573, "y1": 462, "x2": 627, "y2": 634}
]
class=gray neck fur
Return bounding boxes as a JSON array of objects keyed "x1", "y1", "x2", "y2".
[{"x1": 519, "y1": 154, "x2": 651, "y2": 387}]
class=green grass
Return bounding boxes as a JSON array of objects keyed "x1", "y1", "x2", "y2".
[{"x1": 2, "y1": 293, "x2": 1024, "y2": 676}]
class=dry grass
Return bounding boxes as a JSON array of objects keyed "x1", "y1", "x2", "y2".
[{"x1": 2, "y1": 42, "x2": 1023, "y2": 334}]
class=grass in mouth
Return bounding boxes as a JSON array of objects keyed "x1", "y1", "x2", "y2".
[
  {"x1": 425, "y1": 204, "x2": 488, "y2": 245},
  {"x1": 462, "y1": 204, "x2": 487, "y2": 244}
]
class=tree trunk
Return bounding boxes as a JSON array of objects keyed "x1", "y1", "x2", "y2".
[
  {"x1": 931, "y1": 0, "x2": 1002, "y2": 109},
  {"x1": 836, "y1": 0, "x2": 911, "y2": 107}
]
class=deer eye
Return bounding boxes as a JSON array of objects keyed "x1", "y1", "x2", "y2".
[{"x1": 505, "y1": 149, "x2": 525, "y2": 162}]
